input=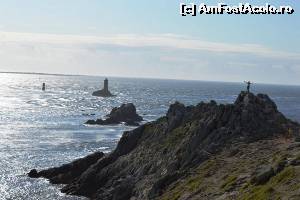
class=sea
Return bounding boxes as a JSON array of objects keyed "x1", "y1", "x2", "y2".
[{"x1": 0, "y1": 73, "x2": 299, "y2": 200}]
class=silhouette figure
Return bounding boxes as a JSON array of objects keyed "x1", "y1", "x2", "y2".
[
  {"x1": 244, "y1": 81, "x2": 252, "y2": 93},
  {"x1": 42, "y1": 83, "x2": 46, "y2": 91}
]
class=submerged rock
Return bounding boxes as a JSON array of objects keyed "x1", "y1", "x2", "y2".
[
  {"x1": 86, "y1": 103, "x2": 143, "y2": 126},
  {"x1": 29, "y1": 92, "x2": 300, "y2": 199}
]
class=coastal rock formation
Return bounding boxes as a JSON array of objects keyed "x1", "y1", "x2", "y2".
[
  {"x1": 28, "y1": 152, "x2": 104, "y2": 184},
  {"x1": 92, "y1": 90, "x2": 114, "y2": 97},
  {"x1": 29, "y1": 92, "x2": 300, "y2": 199},
  {"x1": 85, "y1": 103, "x2": 143, "y2": 126}
]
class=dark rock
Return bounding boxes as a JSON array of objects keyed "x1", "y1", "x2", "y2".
[
  {"x1": 290, "y1": 157, "x2": 300, "y2": 166},
  {"x1": 60, "y1": 125, "x2": 146, "y2": 198},
  {"x1": 107, "y1": 103, "x2": 143, "y2": 123},
  {"x1": 228, "y1": 147, "x2": 240, "y2": 157},
  {"x1": 29, "y1": 92, "x2": 300, "y2": 199},
  {"x1": 250, "y1": 165, "x2": 275, "y2": 185},
  {"x1": 85, "y1": 103, "x2": 143, "y2": 126},
  {"x1": 287, "y1": 142, "x2": 300, "y2": 150},
  {"x1": 148, "y1": 172, "x2": 182, "y2": 199},
  {"x1": 82, "y1": 113, "x2": 95, "y2": 116},
  {"x1": 166, "y1": 101, "x2": 186, "y2": 131},
  {"x1": 95, "y1": 176, "x2": 135, "y2": 200},
  {"x1": 28, "y1": 152, "x2": 104, "y2": 184},
  {"x1": 92, "y1": 89, "x2": 115, "y2": 97},
  {"x1": 125, "y1": 121, "x2": 140, "y2": 126},
  {"x1": 28, "y1": 169, "x2": 39, "y2": 178},
  {"x1": 274, "y1": 159, "x2": 288, "y2": 174},
  {"x1": 85, "y1": 119, "x2": 97, "y2": 125}
]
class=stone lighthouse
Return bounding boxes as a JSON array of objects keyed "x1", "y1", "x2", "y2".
[
  {"x1": 104, "y1": 78, "x2": 109, "y2": 93},
  {"x1": 92, "y1": 78, "x2": 115, "y2": 97}
]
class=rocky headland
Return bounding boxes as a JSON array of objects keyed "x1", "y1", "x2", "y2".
[
  {"x1": 85, "y1": 103, "x2": 143, "y2": 126},
  {"x1": 29, "y1": 92, "x2": 300, "y2": 199}
]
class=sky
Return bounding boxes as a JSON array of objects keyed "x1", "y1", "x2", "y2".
[{"x1": 0, "y1": 0, "x2": 299, "y2": 85}]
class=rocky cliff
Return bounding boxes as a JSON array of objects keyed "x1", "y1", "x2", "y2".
[{"x1": 29, "y1": 92, "x2": 300, "y2": 199}]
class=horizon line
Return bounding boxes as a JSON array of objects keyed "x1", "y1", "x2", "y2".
[{"x1": 0, "y1": 70, "x2": 299, "y2": 87}]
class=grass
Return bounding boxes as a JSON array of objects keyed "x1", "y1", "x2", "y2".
[
  {"x1": 156, "y1": 116, "x2": 167, "y2": 124},
  {"x1": 160, "y1": 159, "x2": 217, "y2": 200},
  {"x1": 293, "y1": 153, "x2": 300, "y2": 161},
  {"x1": 161, "y1": 165, "x2": 297, "y2": 200},
  {"x1": 164, "y1": 121, "x2": 200, "y2": 147},
  {"x1": 164, "y1": 126, "x2": 188, "y2": 147},
  {"x1": 221, "y1": 175, "x2": 238, "y2": 192},
  {"x1": 240, "y1": 167, "x2": 295, "y2": 200}
]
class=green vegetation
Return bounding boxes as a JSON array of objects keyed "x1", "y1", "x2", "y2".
[
  {"x1": 293, "y1": 152, "x2": 300, "y2": 161},
  {"x1": 143, "y1": 123, "x2": 154, "y2": 134},
  {"x1": 156, "y1": 116, "x2": 167, "y2": 124},
  {"x1": 160, "y1": 160, "x2": 217, "y2": 200},
  {"x1": 221, "y1": 175, "x2": 238, "y2": 192},
  {"x1": 272, "y1": 166, "x2": 295, "y2": 184},
  {"x1": 165, "y1": 127, "x2": 188, "y2": 147},
  {"x1": 164, "y1": 121, "x2": 200, "y2": 147},
  {"x1": 242, "y1": 186, "x2": 278, "y2": 200},
  {"x1": 240, "y1": 167, "x2": 295, "y2": 200},
  {"x1": 290, "y1": 182, "x2": 300, "y2": 191},
  {"x1": 271, "y1": 152, "x2": 288, "y2": 164}
]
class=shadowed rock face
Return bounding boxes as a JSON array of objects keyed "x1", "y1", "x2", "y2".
[
  {"x1": 28, "y1": 152, "x2": 104, "y2": 184},
  {"x1": 85, "y1": 103, "x2": 143, "y2": 126},
  {"x1": 28, "y1": 92, "x2": 300, "y2": 200}
]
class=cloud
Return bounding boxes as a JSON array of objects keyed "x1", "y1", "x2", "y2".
[
  {"x1": 0, "y1": 31, "x2": 299, "y2": 59},
  {"x1": 0, "y1": 31, "x2": 299, "y2": 85}
]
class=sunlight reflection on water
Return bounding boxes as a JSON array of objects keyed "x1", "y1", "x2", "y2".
[{"x1": 0, "y1": 73, "x2": 300, "y2": 199}]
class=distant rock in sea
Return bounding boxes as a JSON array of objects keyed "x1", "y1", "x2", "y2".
[
  {"x1": 86, "y1": 103, "x2": 143, "y2": 126},
  {"x1": 92, "y1": 78, "x2": 115, "y2": 97},
  {"x1": 28, "y1": 92, "x2": 300, "y2": 199}
]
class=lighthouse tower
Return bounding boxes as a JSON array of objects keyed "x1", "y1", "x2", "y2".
[
  {"x1": 92, "y1": 78, "x2": 115, "y2": 97},
  {"x1": 104, "y1": 78, "x2": 109, "y2": 92}
]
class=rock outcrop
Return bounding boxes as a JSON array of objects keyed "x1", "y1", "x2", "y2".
[
  {"x1": 28, "y1": 152, "x2": 104, "y2": 184},
  {"x1": 85, "y1": 103, "x2": 143, "y2": 126},
  {"x1": 92, "y1": 89, "x2": 114, "y2": 97},
  {"x1": 29, "y1": 92, "x2": 300, "y2": 199}
]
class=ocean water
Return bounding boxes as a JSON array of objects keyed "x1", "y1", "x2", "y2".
[{"x1": 0, "y1": 73, "x2": 299, "y2": 200}]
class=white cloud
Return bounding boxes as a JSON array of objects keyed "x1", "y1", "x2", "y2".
[
  {"x1": 0, "y1": 31, "x2": 299, "y2": 60},
  {"x1": 0, "y1": 31, "x2": 299, "y2": 85}
]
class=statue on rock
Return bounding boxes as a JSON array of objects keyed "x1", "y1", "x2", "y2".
[{"x1": 92, "y1": 78, "x2": 116, "y2": 97}]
